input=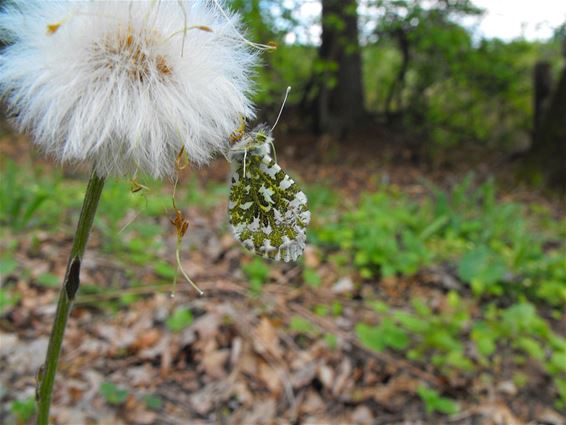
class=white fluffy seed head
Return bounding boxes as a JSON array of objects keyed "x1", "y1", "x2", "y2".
[{"x1": 0, "y1": 0, "x2": 257, "y2": 178}]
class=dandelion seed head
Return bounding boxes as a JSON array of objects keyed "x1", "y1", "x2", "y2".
[{"x1": 0, "y1": 0, "x2": 258, "y2": 177}]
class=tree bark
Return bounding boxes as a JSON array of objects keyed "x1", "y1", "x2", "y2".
[
  {"x1": 385, "y1": 27, "x2": 410, "y2": 120},
  {"x1": 532, "y1": 61, "x2": 553, "y2": 144},
  {"x1": 530, "y1": 64, "x2": 566, "y2": 190},
  {"x1": 315, "y1": 0, "x2": 365, "y2": 137}
]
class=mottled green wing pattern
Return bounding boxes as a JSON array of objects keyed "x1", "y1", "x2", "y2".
[{"x1": 228, "y1": 149, "x2": 310, "y2": 262}]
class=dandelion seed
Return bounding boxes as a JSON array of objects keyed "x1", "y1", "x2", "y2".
[{"x1": 0, "y1": 0, "x2": 258, "y2": 178}]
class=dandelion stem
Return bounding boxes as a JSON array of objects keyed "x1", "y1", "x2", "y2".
[{"x1": 36, "y1": 169, "x2": 105, "y2": 425}]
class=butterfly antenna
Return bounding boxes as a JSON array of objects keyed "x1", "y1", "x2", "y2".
[
  {"x1": 269, "y1": 140, "x2": 278, "y2": 163},
  {"x1": 271, "y1": 86, "x2": 291, "y2": 131}
]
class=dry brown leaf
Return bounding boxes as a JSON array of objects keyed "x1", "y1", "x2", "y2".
[
  {"x1": 258, "y1": 360, "x2": 284, "y2": 396},
  {"x1": 255, "y1": 317, "x2": 283, "y2": 358},
  {"x1": 124, "y1": 406, "x2": 158, "y2": 425},
  {"x1": 332, "y1": 357, "x2": 353, "y2": 397},
  {"x1": 351, "y1": 405, "x2": 374, "y2": 425},
  {"x1": 237, "y1": 342, "x2": 259, "y2": 376},
  {"x1": 317, "y1": 362, "x2": 334, "y2": 390},
  {"x1": 125, "y1": 364, "x2": 155, "y2": 386},
  {"x1": 235, "y1": 397, "x2": 277, "y2": 425},
  {"x1": 304, "y1": 246, "x2": 321, "y2": 268},
  {"x1": 189, "y1": 381, "x2": 233, "y2": 416},
  {"x1": 290, "y1": 361, "x2": 317, "y2": 389},
  {"x1": 200, "y1": 348, "x2": 230, "y2": 379},
  {"x1": 474, "y1": 402, "x2": 527, "y2": 425},
  {"x1": 299, "y1": 389, "x2": 325, "y2": 415},
  {"x1": 130, "y1": 328, "x2": 161, "y2": 351},
  {"x1": 374, "y1": 375, "x2": 420, "y2": 405},
  {"x1": 191, "y1": 311, "x2": 220, "y2": 340}
]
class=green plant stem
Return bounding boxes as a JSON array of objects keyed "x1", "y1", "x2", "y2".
[{"x1": 36, "y1": 169, "x2": 105, "y2": 425}]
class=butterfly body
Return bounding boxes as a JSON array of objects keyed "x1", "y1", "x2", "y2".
[{"x1": 228, "y1": 125, "x2": 310, "y2": 262}]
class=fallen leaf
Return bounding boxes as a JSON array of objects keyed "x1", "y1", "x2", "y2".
[{"x1": 200, "y1": 349, "x2": 230, "y2": 379}]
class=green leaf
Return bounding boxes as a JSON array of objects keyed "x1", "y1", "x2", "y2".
[
  {"x1": 99, "y1": 382, "x2": 129, "y2": 406},
  {"x1": 411, "y1": 298, "x2": 431, "y2": 316},
  {"x1": 0, "y1": 257, "x2": 18, "y2": 276},
  {"x1": 119, "y1": 293, "x2": 139, "y2": 306},
  {"x1": 356, "y1": 323, "x2": 385, "y2": 352},
  {"x1": 0, "y1": 290, "x2": 20, "y2": 314},
  {"x1": 457, "y1": 246, "x2": 507, "y2": 293},
  {"x1": 417, "y1": 385, "x2": 459, "y2": 415},
  {"x1": 143, "y1": 394, "x2": 163, "y2": 411},
  {"x1": 11, "y1": 397, "x2": 36, "y2": 424},
  {"x1": 393, "y1": 311, "x2": 428, "y2": 333},
  {"x1": 303, "y1": 268, "x2": 321, "y2": 287},
  {"x1": 243, "y1": 258, "x2": 270, "y2": 293},
  {"x1": 166, "y1": 307, "x2": 193, "y2": 332},
  {"x1": 331, "y1": 300, "x2": 343, "y2": 316},
  {"x1": 548, "y1": 351, "x2": 566, "y2": 373},
  {"x1": 471, "y1": 322, "x2": 497, "y2": 357},
  {"x1": 554, "y1": 378, "x2": 566, "y2": 403},
  {"x1": 370, "y1": 300, "x2": 390, "y2": 314},
  {"x1": 289, "y1": 316, "x2": 317, "y2": 336},
  {"x1": 36, "y1": 273, "x2": 60, "y2": 288},
  {"x1": 380, "y1": 319, "x2": 409, "y2": 350},
  {"x1": 324, "y1": 333, "x2": 338, "y2": 349},
  {"x1": 314, "y1": 305, "x2": 329, "y2": 316},
  {"x1": 154, "y1": 261, "x2": 177, "y2": 280},
  {"x1": 356, "y1": 319, "x2": 409, "y2": 352},
  {"x1": 515, "y1": 337, "x2": 544, "y2": 361}
]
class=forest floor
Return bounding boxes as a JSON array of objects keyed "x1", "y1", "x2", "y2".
[{"x1": 1, "y1": 125, "x2": 565, "y2": 425}]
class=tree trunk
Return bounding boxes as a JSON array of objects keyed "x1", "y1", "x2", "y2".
[
  {"x1": 532, "y1": 61, "x2": 553, "y2": 144},
  {"x1": 315, "y1": 0, "x2": 365, "y2": 137},
  {"x1": 385, "y1": 27, "x2": 410, "y2": 120},
  {"x1": 530, "y1": 64, "x2": 566, "y2": 190}
]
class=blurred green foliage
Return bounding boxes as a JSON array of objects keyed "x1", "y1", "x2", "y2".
[
  {"x1": 0, "y1": 161, "x2": 57, "y2": 230},
  {"x1": 230, "y1": 0, "x2": 564, "y2": 151},
  {"x1": 417, "y1": 385, "x2": 459, "y2": 415},
  {"x1": 99, "y1": 382, "x2": 129, "y2": 406},
  {"x1": 312, "y1": 176, "x2": 565, "y2": 408},
  {"x1": 10, "y1": 396, "x2": 36, "y2": 425},
  {"x1": 166, "y1": 307, "x2": 194, "y2": 332},
  {"x1": 243, "y1": 257, "x2": 271, "y2": 294}
]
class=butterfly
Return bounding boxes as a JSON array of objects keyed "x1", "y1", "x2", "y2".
[{"x1": 228, "y1": 124, "x2": 310, "y2": 262}]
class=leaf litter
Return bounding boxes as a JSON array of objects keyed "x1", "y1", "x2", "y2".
[{"x1": 1, "y1": 134, "x2": 565, "y2": 425}]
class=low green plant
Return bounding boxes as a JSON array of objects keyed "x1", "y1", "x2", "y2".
[
  {"x1": 313, "y1": 176, "x2": 565, "y2": 306},
  {"x1": 99, "y1": 382, "x2": 129, "y2": 406},
  {"x1": 289, "y1": 315, "x2": 318, "y2": 337},
  {"x1": 314, "y1": 191, "x2": 431, "y2": 278},
  {"x1": 0, "y1": 256, "x2": 18, "y2": 277},
  {"x1": 0, "y1": 161, "x2": 56, "y2": 231},
  {"x1": 11, "y1": 396, "x2": 37, "y2": 424},
  {"x1": 0, "y1": 287, "x2": 21, "y2": 314},
  {"x1": 242, "y1": 258, "x2": 270, "y2": 294},
  {"x1": 303, "y1": 267, "x2": 322, "y2": 287},
  {"x1": 165, "y1": 307, "x2": 193, "y2": 332},
  {"x1": 35, "y1": 273, "x2": 61, "y2": 288},
  {"x1": 417, "y1": 385, "x2": 459, "y2": 415},
  {"x1": 356, "y1": 318, "x2": 409, "y2": 352},
  {"x1": 142, "y1": 394, "x2": 163, "y2": 411}
]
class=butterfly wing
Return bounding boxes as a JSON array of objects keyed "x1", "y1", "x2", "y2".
[{"x1": 228, "y1": 149, "x2": 310, "y2": 262}]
